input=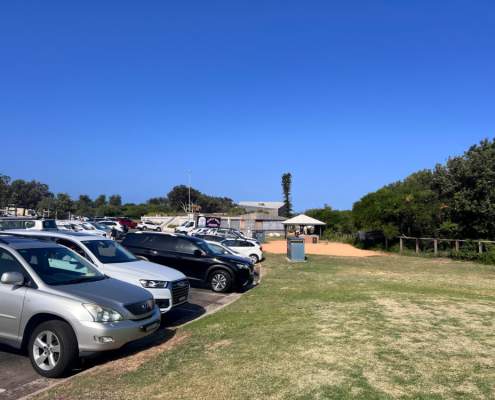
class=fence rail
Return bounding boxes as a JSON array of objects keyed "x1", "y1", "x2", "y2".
[{"x1": 398, "y1": 235, "x2": 495, "y2": 256}]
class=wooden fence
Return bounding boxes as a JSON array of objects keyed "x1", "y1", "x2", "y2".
[{"x1": 399, "y1": 235, "x2": 495, "y2": 256}]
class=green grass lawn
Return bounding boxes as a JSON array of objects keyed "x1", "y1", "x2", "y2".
[{"x1": 41, "y1": 254, "x2": 495, "y2": 400}]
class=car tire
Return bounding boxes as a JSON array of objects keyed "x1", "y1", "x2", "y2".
[
  {"x1": 156, "y1": 227, "x2": 162, "y2": 232},
  {"x1": 249, "y1": 254, "x2": 259, "y2": 264},
  {"x1": 28, "y1": 320, "x2": 78, "y2": 379},
  {"x1": 208, "y1": 269, "x2": 233, "y2": 293},
  {"x1": 142, "y1": 226, "x2": 147, "y2": 231}
]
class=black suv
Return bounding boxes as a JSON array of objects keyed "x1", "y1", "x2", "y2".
[{"x1": 121, "y1": 233, "x2": 254, "y2": 293}]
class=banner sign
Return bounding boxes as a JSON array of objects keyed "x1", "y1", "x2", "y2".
[{"x1": 197, "y1": 216, "x2": 221, "y2": 228}]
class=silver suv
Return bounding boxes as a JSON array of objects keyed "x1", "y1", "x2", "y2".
[{"x1": 0, "y1": 235, "x2": 161, "y2": 378}]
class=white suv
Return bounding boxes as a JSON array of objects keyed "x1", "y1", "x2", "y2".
[
  {"x1": 6, "y1": 231, "x2": 189, "y2": 313},
  {"x1": 137, "y1": 220, "x2": 162, "y2": 232},
  {"x1": 221, "y1": 238, "x2": 263, "y2": 264}
]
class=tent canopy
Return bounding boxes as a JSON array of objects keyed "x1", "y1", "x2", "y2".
[{"x1": 282, "y1": 214, "x2": 326, "y2": 226}]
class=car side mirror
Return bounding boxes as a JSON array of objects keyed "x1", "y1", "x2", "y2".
[
  {"x1": 193, "y1": 249, "x2": 204, "y2": 257},
  {"x1": 1, "y1": 272, "x2": 25, "y2": 286}
]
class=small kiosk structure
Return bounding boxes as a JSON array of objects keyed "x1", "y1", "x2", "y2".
[{"x1": 282, "y1": 214, "x2": 326, "y2": 243}]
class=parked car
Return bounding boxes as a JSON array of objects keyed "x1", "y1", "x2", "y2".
[
  {"x1": 5, "y1": 231, "x2": 189, "y2": 313},
  {"x1": 0, "y1": 234, "x2": 161, "y2": 378},
  {"x1": 98, "y1": 220, "x2": 125, "y2": 232},
  {"x1": 117, "y1": 218, "x2": 137, "y2": 230},
  {"x1": 221, "y1": 238, "x2": 263, "y2": 264},
  {"x1": 190, "y1": 234, "x2": 225, "y2": 243},
  {"x1": 88, "y1": 222, "x2": 112, "y2": 236},
  {"x1": 204, "y1": 240, "x2": 249, "y2": 259},
  {"x1": 56, "y1": 221, "x2": 107, "y2": 237},
  {"x1": 0, "y1": 218, "x2": 58, "y2": 231},
  {"x1": 122, "y1": 232, "x2": 254, "y2": 293},
  {"x1": 137, "y1": 220, "x2": 162, "y2": 232},
  {"x1": 193, "y1": 227, "x2": 260, "y2": 245},
  {"x1": 174, "y1": 220, "x2": 196, "y2": 234},
  {"x1": 189, "y1": 227, "x2": 211, "y2": 236}
]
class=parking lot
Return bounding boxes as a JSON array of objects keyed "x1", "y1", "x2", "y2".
[{"x1": 0, "y1": 287, "x2": 242, "y2": 400}]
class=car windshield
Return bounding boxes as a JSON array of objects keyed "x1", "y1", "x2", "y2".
[
  {"x1": 18, "y1": 247, "x2": 105, "y2": 286},
  {"x1": 92, "y1": 223, "x2": 107, "y2": 230},
  {"x1": 82, "y1": 240, "x2": 138, "y2": 264},
  {"x1": 205, "y1": 242, "x2": 231, "y2": 255}
]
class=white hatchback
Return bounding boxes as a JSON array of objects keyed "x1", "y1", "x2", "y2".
[
  {"x1": 5, "y1": 230, "x2": 189, "y2": 313},
  {"x1": 220, "y1": 238, "x2": 263, "y2": 264}
]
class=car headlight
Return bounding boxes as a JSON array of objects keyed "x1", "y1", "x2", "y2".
[
  {"x1": 83, "y1": 303, "x2": 124, "y2": 322},
  {"x1": 235, "y1": 263, "x2": 251, "y2": 270},
  {"x1": 139, "y1": 279, "x2": 169, "y2": 289}
]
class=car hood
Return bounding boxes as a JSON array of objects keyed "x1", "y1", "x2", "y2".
[
  {"x1": 52, "y1": 277, "x2": 151, "y2": 309},
  {"x1": 215, "y1": 254, "x2": 252, "y2": 265},
  {"x1": 103, "y1": 260, "x2": 186, "y2": 281}
]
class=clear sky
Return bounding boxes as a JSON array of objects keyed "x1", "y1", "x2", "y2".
[{"x1": 1, "y1": 1, "x2": 494, "y2": 211}]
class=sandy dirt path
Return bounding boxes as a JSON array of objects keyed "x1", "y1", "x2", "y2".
[{"x1": 263, "y1": 240, "x2": 383, "y2": 257}]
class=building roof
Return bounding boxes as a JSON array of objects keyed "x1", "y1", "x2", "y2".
[
  {"x1": 239, "y1": 201, "x2": 285, "y2": 209},
  {"x1": 282, "y1": 214, "x2": 326, "y2": 226}
]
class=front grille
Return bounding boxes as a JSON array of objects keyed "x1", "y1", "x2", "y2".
[
  {"x1": 171, "y1": 279, "x2": 189, "y2": 306},
  {"x1": 125, "y1": 299, "x2": 155, "y2": 316}
]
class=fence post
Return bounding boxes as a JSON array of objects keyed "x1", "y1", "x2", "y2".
[
  {"x1": 479, "y1": 242, "x2": 483, "y2": 254},
  {"x1": 416, "y1": 239, "x2": 420, "y2": 255},
  {"x1": 434, "y1": 239, "x2": 438, "y2": 256},
  {"x1": 455, "y1": 240, "x2": 459, "y2": 253},
  {"x1": 399, "y1": 237, "x2": 403, "y2": 254}
]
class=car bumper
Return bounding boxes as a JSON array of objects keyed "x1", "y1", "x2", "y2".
[
  {"x1": 235, "y1": 268, "x2": 255, "y2": 288},
  {"x1": 147, "y1": 282, "x2": 189, "y2": 312},
  {"x1": 146, "y1": 288, "x2": 174, "y2": 313},
  {"x1": 76, "y1": 307, "x2": 161, "y2": 353}
]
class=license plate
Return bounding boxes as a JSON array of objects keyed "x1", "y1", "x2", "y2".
[{"x1": 142, "y1": 321, "x2": 159, "y2": 332}]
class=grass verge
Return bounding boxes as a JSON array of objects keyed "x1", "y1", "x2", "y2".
[{"x1": 39, "y1": 254, "x2": 495, "y2": 400}]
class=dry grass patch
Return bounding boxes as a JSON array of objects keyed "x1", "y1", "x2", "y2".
[{"x1": 39, "y1": 254, "x2": 495, "y2": 400}]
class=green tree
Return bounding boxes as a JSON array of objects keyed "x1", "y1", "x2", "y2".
[
  {"x1": 0, "y1": 174, "x2": 11, "y2": 208},
  {"x1": 109, "y1": 194, "x2": 122, "y2": 207},
  {"x1": 281, "y1": 172, "x2": 293, "y2": 217},
  {"x1": 76, "y1": 195, "x2": 93, "y2": 216},
  {"x1": 54, "y1": 193, "x2": 75, "y2": 219},
  {"x1": 8, "y1": 179, "x2": 52, "y2": 210},
  {"x1": 94, "y1": 195, "x2": 107, "y2": 208}
]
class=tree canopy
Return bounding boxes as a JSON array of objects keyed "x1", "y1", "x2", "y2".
[
  {"x1": 0, "y1": 178, "x2": 239, "y2": 219},
  {"x1": 352, "y1": 139, "x2": 495, "y2": 240}
]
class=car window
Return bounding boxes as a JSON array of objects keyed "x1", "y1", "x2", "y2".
[
  {"x1": 18, "y1": 247, "x2": 104, "y2": 286},
  {"x1": 0, "y1": 248, "x2": 26, "y2": 276},
  {"x1": 25, "y1": 221, "x2": 36, "y2": 229},
  {"x1": 55, "y1": 238, "x2": 92, "y2": 260},
  {"x1": 122, "y1": 233, "x2": 149, "y2": 247},
  {"x1": 42, "y1": 220, "x2": 57, "y2": 229},
  {"x1": 176, "y1": 238, "x2": 199, "y2": 254},
  {"x1": 147, "y1": 235, "x2": 175, "y2": 251},
  {"x1": 223, "y1": 240, "x2": 236, "y2": 247},
  {"x1": 82, "y1": 240, "x2": 138, "y2": 264}
]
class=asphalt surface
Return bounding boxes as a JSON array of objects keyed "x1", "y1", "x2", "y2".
[{"x1": 0, "y1": 287, "x2": 240, "y2": 400}]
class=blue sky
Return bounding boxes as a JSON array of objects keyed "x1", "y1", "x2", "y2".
[{"x1": 1, "y1": 1, "x2": 494, "y2": 211}]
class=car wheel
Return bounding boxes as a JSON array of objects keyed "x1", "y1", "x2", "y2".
[
  {"x1": 209, "y1": 269, "x2": 233, "y2": 293},
  {"x1": 156, "y1": 227, "x2": 162, "y2": 232},
  {"x1": 249, "y1": 254, "x2": 259, "y2": 264},
  {"x1": 28, "y1": 320, "x2": 78, "y2": 378},
  {"x1": 142, "y1": 226, "x2": 147, "y2": 231}
]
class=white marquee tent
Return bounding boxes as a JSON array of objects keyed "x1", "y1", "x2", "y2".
[{"x1": 282, "y1": 214, "x2": 326, "y2": 237}]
